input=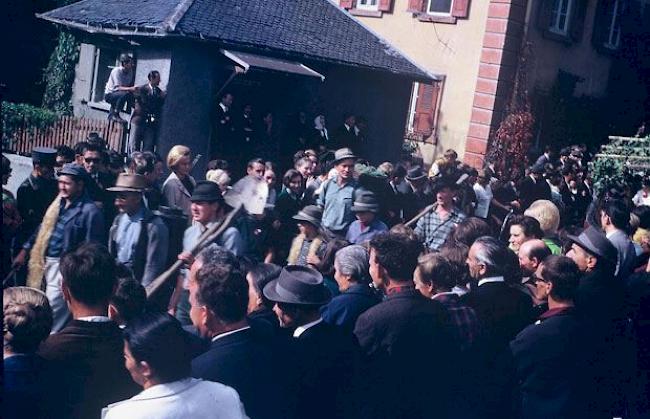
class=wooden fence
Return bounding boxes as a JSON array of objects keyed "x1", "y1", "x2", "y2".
[{"x1": 6, "y1": 115, "x2": 127, "y2": 155}]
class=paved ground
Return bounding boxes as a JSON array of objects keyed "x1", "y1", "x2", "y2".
[{"x1": 4, "y1": 153, "x2": 34, "y2": 195}]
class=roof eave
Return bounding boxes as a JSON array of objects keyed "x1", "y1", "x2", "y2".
[{"x1": 36, "y1": 14, "x2": 168, "y2": 37}]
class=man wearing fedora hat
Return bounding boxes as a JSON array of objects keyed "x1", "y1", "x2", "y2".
[
  {"x1": 170, "y1": 181, "x2": 244, "y2": 325},
  {"x1": 107, "y1": 173, "x2": 169, "y2": 287},
  {"x1": 401, "y1": 165, "x2": 434, "y2": 221},
  {"x1": 263, "y1": 265, "x2": 359, "y2": 419},
  {"x1": 346, "y1": 191, "x2": 387, "y2": 244},
  {"x1": 317, "y1": 148, "x2": 358, "y2": 236},
  {"x1": 565, "y1": 226, "x2": 627, "y2": 416},
  {"x1": 414, "y1": 176, "x2": 466, "y2": 251}
]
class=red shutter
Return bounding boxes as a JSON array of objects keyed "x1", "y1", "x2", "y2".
[
  {"x1": 378, "y1": 0, "x2": 393, "y2": 12},
  {"x1": 407, "y1": 0, "x2": 425, "y2": 13},
  {"x1": 451, "y1": 0, "x2": 470, "y2": 18},
  {"x1": 413, "y1": 82, "x2": 441, "y2": 136},
  {"x1": 340, "y1": 0, "x2": 355, "y2": 9}
]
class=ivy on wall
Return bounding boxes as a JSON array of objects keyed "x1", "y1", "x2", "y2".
[{"x1": 41, "y1": 31, "x2": 79, "y2": 115}]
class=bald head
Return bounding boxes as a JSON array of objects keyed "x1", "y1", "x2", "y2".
[{"x1": 518, "y1": 239, "x2": 551, "y2": 277}]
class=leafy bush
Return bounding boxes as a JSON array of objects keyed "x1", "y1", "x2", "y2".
[{"x1": 1, "y1": 102, "x2": 59, "y2": 148}]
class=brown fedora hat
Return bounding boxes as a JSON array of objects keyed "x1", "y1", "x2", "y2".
[{"x1": 107, "y1": 173, "x2": 148, "y2": 193}]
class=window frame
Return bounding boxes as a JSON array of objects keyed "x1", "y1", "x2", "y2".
[
  {"x1": 548, "y1": 0, "x2": 574, "y2": 36},
  {"x1": 603, "y1": 0, "x2": 622, "y2": 50},
  {"x1": 89, "y1": 46, "x2": 122, "y2": 108},
  {"x1": 426, "y1": 0, "x2": 454, "y2": 17},
  {"x1": 356, "y1": 0, "x2": 380, "y2": 12}
]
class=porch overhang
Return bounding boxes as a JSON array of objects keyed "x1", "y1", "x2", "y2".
[{"x1": 221, "y1": 49, "x2": 325, "y2": 82}]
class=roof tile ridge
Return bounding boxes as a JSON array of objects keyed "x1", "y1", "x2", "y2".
[{"x1": 161, "y1": 0, "x2": 197, "y2": 32}]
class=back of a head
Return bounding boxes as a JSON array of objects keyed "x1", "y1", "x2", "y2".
[
  {"x1": 603, "y1": 199, "x2": 631, "y2": 231},
  {"x1": 473, "y1": 236, "x2": 510, "y2": 278},
  {"x1": 449, "y1": 217, "x2": 493, "y2": 247},
  {"x1": 438, "y1": 244, "x2": 470, "y2": 287},
  {"x1": 521, "y1": 239, "x2": 552, "y2": 263},
  {"x1": 335, "y1": 245, "x2": 371, "y2": 284},
  {"x1": 541, "y1": 255, "x2": 580, "y2": 302},
  {"x1": 248, "y1": 263, "x2": 282, "y2": 308},
  {"x1": 196, "y1": 261, "x2": 248, "y2": 324},
  {"x1": 3, "y1": 287, "x2": 53, "y2": 354},
  {"x1": 60, "y1": 243, "x2": 116, "y2": 307},
  {"x1": 417, "y1": 253, "x2": 454, "y2": 290},
  {"x1": 110, "y1": 278, "x2": 147, "y2": 324},
  {"x1": 130, "y1": 151, "x2": 155, "y2": 176},
  {"x1": 369, "y1": 232, "x2": 423, "y2": 281},
  {"x1": 124, "y1": 312, "x2": 190, "y2": 383},
  {"x1": 525, "y1": 200, "x2": 560, "y2": 236}
]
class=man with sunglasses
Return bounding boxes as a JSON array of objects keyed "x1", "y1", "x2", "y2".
[
  {"x1": 82, "y1": 142, "x2": 117, "y2": 231},
  {"x1": 107, "y1": 173, "x2": 169, "y2": 288}
]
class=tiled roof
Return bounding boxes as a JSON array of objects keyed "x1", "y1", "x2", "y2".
[{"x1": 39, "y1": 0, "x2": 433, "y2": 81}]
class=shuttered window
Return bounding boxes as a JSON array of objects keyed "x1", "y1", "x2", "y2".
[{"x1": 408, "y1": 81, "x2": 442, "y2": 137}]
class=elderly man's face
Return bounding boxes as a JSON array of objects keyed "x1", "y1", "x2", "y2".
[
  {"x1": 188, "y1": 259, "x2": 208, "y2": 336},
  {"x1": 368, "y1": 248, "x2": 384, "y2": 290},
  {"x1": 272, "y1": 303, "x2": 298, "y2": 329},
  {"x1": 566, "y1": 243, "x2": 591, "y2": 272},
  {"x1": 466, "y1": 244, "x2": 485, "y2": 280}
]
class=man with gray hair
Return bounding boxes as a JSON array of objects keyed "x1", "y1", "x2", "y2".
[
  {"x1": 321, "y1": 245, "x2": 381, "y2": 331},
  {"x1": 462, "y1": 236, "x2": 535, "y2": 418}
]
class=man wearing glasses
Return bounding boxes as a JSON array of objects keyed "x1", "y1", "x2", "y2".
[{"x1": 82, "y1": 142, "x2": 116, "y2": 230}]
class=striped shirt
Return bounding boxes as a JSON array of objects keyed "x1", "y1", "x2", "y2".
[{"x1": 432, "y1": 292, "x2": 479, "y2": 351}]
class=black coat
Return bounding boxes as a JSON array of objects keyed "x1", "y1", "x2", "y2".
[
  {"x1": 4, "y1": 354, "x2": 60, "y2": 419},
  {"x1": 293, "y1": 321, "x2": 361, "y2": 419},
  {"x1": 16, "y1": 175, "x2": 58, "y2": 245},
  {"x1": 353, "y1": 288, "x2": 459, "y2": 418},
  {"x1": 461, "y1": 281, "x2": 535, "y2": 419},
  {"x1": 510, "y1": 307, "x2": 590, "y2": 419},
  {"x1": 191, "y1": 327, "x2": 296, "y2": 419},
  {"x1": 321, "y1": 283, "x2": 381, "y2": 332},
  {"x1": 331, "y1": 124, "x2": 360, "y2": 153},
  {"x1": 517, "y1": 175, "x2": 551, "y2": 211},
  {"x1": 38, "y1": 320, "x2": 139, "y2": 419}
]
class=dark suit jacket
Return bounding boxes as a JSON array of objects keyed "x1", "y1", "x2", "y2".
[
  {"x1": 461, "y1": 281, "x2": 535, "y2": 418},
  {"x1": 332, "y1": 124, "x2": 359, "y2": 152},
  {"x1": 353, "y1": 288, "x2": 458, "y2": 418},
  {"x1": 510, "y1": 308, "x2": 590, "y2": 419},
  {"x1": 4, "y1": 354, "x2": 60, "y2": 419},
  {"x1": 38, "y1": 320, "x2": 139, "y2": 419},
  {"x1": 293, "y1": 321, "x2": 360, "y2": 419},
  {"x1": 192, "y1": 327, "x2": 295, "y2": 419},
  {"x1": 321, "y1": 283, "x2": 381, "y2": 332},
  {"x1": 16, "y1": 175, "x2": 58, "y2": 244},
  {"x1": 518, "y1": 175, "x2": 551, "y2": 211}
]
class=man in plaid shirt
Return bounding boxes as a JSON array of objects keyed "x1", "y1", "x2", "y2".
[
  {"x1": 414, "y1": 177, "x2": 466, "y2": 251},
  {"x1": 415, "y1": 253, "x2": 479, "y2": 351}
]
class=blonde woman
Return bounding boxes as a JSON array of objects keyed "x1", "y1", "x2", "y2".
[
  {"x1": 4, "y1": 287, "x2": 56, "y2": 419},
  {"x1": 162, "y1": 145, "x2": 195, "y2": 220},
  {"x1": 206, "y1": 169, "x2": 231, "y2": 194}
]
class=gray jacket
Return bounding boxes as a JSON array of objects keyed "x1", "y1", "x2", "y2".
[
  {"x1": 109, "y1": 207, "x2": 169, "y2": 287},
  {"x1": 607, "y1": 229, "x2": 637, "y2": 279},
  {"x1": 162, "y1": 172, "x2": 195, "y2": 221}
]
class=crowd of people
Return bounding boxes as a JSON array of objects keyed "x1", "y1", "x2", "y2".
[{"x1": 2, "y1": 135, "x2": 650, "y2": 419}]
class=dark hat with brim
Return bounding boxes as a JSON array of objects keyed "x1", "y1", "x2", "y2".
[
  {"x1": 107, "y1": 173, "x2": 147, "y2": 193},
  {"x1": 352, "y1": 192, "x2": 380, "y2": 213},
  {"x1": 32, "y1": 147, "x2": 57, "y2": 165},
  {"x1": 333, "y1": 147, "x2": 357, "y2": 163},
  {"x1": 191, "y1": 180, "x2": 224, "y2": 203},
  {"x1": 293, "y1": 205, "x2": 322, "y2": 228},
  {"x1": 263, "y1": 265, "x2": 332, "y2": 305},
  {"x1": 58, "y1": 163, "x2": 87, "y2": 179},
  {"x1": 406, "y1": 165, "x2": 426, "y2": 181},
  {"x1": 567, "y1": 226, "x2": 617, "y2": 263}
]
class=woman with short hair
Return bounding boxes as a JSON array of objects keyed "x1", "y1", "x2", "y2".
[
  {"x1": 4, "y1": 287, "x2": 57, "y2": 419},
  {"x1": 162, "y1": 145, "x2": 195, "y2": 220},
  {"x1": 321, "y1": 245, "x2": 381, "y2": 331},
  {"x1": 103, "y1": 312, "x2": 247, "y2": 419}
]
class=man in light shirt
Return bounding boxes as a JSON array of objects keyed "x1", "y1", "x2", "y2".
[
  {"x1": 104, "y1": 53, "x2": 136, "y2": 123},
  {"x1": 472, "y1": 169, "x2": 493, "y2": 219}
]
